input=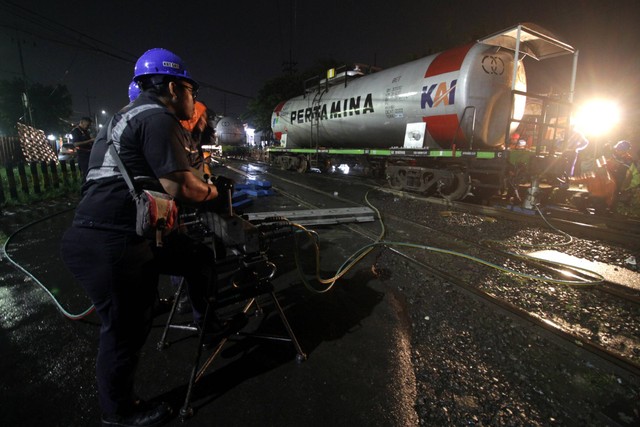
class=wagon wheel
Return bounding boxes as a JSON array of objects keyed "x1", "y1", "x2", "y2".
[
  {"x1": 296, "y1": 156, "x2": 308, "y2": 173},
  {"x1": 322, "y1": 158, "x2": 333, "y2": 173},
  {"x1": 420, "y1": 171, "x2": 437, "y2": 195},
  {"x1": 273, "y1": 156, "x2": 290, "y2": 170},
  {"x1": 388, "y1": 169, "x2": 407, "y2": 190},
  {"x1": 438, "y1": 171, "x2": 470, "y2": 201}
]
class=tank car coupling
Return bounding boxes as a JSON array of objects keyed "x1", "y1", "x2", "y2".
[{"x1": 522, "y1": 178, "x2": 541, "y2": 210}]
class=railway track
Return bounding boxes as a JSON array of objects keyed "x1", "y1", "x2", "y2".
[
  {"x1": 544, "y1": 204, "x2": 640, "y2": 234},
  {"x1": 467, "y1": 201, "x2": 640, "y2": 247},
  {"x1": 225, "y1": 159, "x2": 640, "y2": 378},
  {"x1": 235, "y1": 158, "x2": 640, "y2": 246}
]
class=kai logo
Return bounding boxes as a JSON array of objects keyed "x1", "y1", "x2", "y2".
[{"x1": 420, "y1": 80, "x2": 457, "y2": 109}]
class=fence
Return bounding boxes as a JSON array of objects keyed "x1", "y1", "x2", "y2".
[{"x1": 0, "y1": 135, "x2": 82, "y2": 205}]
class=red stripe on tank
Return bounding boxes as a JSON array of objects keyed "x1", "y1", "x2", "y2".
[
  {"x1": 273, "y1": 101, "x2": 286, "y2": 114},
  {"x1": 423, "y1": 114, "x2": 465, "y2": 145},
  {"x1": 424, "y1": 43, "x2": 474, "y2": 77}
]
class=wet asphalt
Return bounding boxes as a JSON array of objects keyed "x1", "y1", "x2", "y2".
[{"x1": 0, "y1": 164, "x2": 417, "y2": 426}]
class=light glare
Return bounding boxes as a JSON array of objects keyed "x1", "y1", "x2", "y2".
[{"x1": 573, "y1": 99, "x2": 620, "y2": 137}]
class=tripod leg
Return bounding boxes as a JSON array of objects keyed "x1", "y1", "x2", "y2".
[
  {"x1": 270, "y1": 291, "x2": 307, "y2": 362},
  {"x1": 195, "y1": 297, "x2": 256, "y2": 382},
  {"x1": 180, "y1": 301, "x2": 213, "y2": 420},
  {"x1": 157, "y1": 277, "x2": 185, "y2": 351}
]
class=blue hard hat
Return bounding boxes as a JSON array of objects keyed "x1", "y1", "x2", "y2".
[
  {"x1": 614, "y1": 140, "x2": 631, "y2": 152},
  {"x1": 128, "y1": 80, "x2": 141, "y2": 102},
  {"x1": 133, "y1": 48, "x2": 198, "y2": 89}
]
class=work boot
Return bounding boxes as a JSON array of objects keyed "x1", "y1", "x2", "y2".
[{"x1": 102, "y1": 401, "x2": 172, "y2": 427}]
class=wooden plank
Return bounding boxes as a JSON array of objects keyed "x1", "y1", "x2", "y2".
[
  {"x1": 41, "y1": 161, "x2": 51, "y2": 190},
  {"x1": 246, "y1": 207, "x2": 376, "y2": 226},
  {"x1": 50, "y1": 161, "x2": 60, "y2": 188},
  {"x1": 30, "y1": 163, "x2": 41, "y2": 194},
  {"x1": 5, "y1": 162, "x2": 18, "y2": 199},
  {"x1": 17, "y1": 163, "x2": 29, "y2": 195},
  {"x1": 60, "y1": 160, "x2": 69, "y2": 185},
  {"x1": 0, "y1": 172, "x2": 5, "y2": 205}
]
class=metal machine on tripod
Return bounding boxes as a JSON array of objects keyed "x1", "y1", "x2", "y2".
[{"x1": 156, "y1": 186, "x2": 307, "y2": 420}]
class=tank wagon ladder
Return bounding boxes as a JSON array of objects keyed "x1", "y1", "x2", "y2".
[
  {"x1": 300, "y1": 72, "x2": 332, "y2": 173},
  {"x1": 308, "y1": 88, "x2": 327, "y2": 172},
  {"x1": 302, "y1": 64, "x2": 369, "y2": 172},
  {"x1": 505, "y1": 90, "x2": 573, "y2": 206}
]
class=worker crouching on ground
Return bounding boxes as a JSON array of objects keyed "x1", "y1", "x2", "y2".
[
  {"x1": 60, "y1": 48, "x2": 232, "y2": 427},
  {"x1": 613, "y1": 141, "x2": 640, "y2": 216}
]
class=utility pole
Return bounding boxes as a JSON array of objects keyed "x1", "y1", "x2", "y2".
[
  {"x1": 282, "y1": 0, "x2": 297, "y2": 74},
  {"x1": 222, "y1": 94, "x2": 227, "y2": 116},
  {"x1": 85, "y1": 91, "x2": 97, "y2": 133},
  {"x1": 282, "y1": 49, "x2": 297, "y2": 75},
  {"x1": 86, "y1": 90, "x2": 94, "y2": 117},
  {"x1": 16, "y1": 37, "x2": 34, "y2": 126}
]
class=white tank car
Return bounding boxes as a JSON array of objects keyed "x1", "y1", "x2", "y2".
[
  {"x1": 215, "y1": 116, "x2": 246, "y2": 145},
  {"x1": 271, "y1": 42, "x2": 526, "y2": 149}
]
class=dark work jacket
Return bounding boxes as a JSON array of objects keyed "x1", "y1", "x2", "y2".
[{"x1": 72, "y1": 92, "x2": 191, "y2": 233}]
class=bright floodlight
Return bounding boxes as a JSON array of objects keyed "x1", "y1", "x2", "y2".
[{"x1": 573, "y1": 99, "x2": 620, "y2": 137}]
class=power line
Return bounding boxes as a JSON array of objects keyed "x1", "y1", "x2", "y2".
[
  {"x1": 0, "y1": 0, "x2": 136, "y2": 63},
  {"x1": 0, "y1": 0, "x2": 253, "y2": 100}
]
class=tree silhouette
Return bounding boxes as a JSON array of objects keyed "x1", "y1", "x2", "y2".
[
  {"x1": 0, "y1": 78, "x2": 72, "y2": 136},
  {"x1": 243, "y1": 59, "x2": 345, "y2": 135}
]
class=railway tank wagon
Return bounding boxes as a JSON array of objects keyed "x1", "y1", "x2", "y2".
[
  {"x1": 273, "y1": 43, "x2": 525, "y2": 150},
  {"x1": 269, "y1": 23, "x2": 578, "y2": 204},
  {"x1": 215, "y1": 116, "x2": 246, "y2": 146}
]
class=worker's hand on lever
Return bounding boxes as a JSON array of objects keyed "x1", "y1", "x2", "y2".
[
  {"x1": 212, "y1": 175, "x2": 234, "y2": 196},
  {"x1": 201, "y1": 175, "x2": 235, "y2": 213}
]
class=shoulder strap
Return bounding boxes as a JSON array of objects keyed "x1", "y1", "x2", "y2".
[
  {"x1": 106, "y1": 119, "x2": 137, "y2": 196},
  {"x1": 104, "y1": 104, "x2": 164, "y2": 196}
]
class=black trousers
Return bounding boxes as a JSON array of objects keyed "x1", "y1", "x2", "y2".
[
  {"x1": 60, "y1": 227, "x2": 215, "y2": 415},
  {"x1": 76, "y1": 150, "x2": 91, "y2": 181}
]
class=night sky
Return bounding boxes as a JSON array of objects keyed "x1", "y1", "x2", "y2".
[{"x1": 1, "y1": 0, "x2": 639, "y2": 130}]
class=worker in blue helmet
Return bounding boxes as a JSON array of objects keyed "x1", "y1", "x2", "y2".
[
  {"x1": 606, "y1": 139, "x2": 634, "y2": 200},
  {"x1": 128, "y1": 80, "x2": 141, "y2": 103},
  {"x1": 132, "y1": 47, "x2": 199, "y2": 89},
  {"x1": 61, "y1": 48, "x2": 233, "y2": 427},
  {"x1": 612, "y1": 140, "x2": 632, "y2": 161}
]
